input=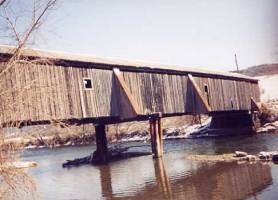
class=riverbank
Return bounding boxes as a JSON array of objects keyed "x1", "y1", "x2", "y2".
[
  {"x1": 4, "y1": 115, "x2": 209, "y2": 150},
  {"x1": 3, "y1": 100, "x2": 278, "y2": 150},
  {"x1": 4, "y1": 116, "x2": 278, "y2": 150},
  {"x1": 4, "y1": 122, "x2": 207, "y2": 150}
]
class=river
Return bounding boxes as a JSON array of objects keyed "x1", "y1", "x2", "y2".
[{"x1": 22, "y1": 134, "x2": 278, "y2": 200}]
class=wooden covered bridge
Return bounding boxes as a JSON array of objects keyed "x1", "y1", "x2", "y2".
[{"x1": 0, "y1": 45, "x2": 260, "y2": 162}]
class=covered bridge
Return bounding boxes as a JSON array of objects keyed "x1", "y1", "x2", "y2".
[{"x1": 0, "y1": 45, "x2": 260, "y2": 160}]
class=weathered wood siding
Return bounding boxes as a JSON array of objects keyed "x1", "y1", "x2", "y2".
[
  {"x1": 0, "y1": 61, "x2": 260, "y2": 123},
  {"x1": 121, "y1": 71, "x2": 260, "y2": 115},
  {"x1": 122, "y1": 72, "x2": 188, "y2": 114},
  {"x1": 193, "y1": 77, "x2": 260, "y2": 111},
  {"x1": 0, "y1": 62, "x2": 119, "y2": 122}
]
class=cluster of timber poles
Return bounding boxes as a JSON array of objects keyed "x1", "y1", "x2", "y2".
[{"x1": 94, "y1": 114, "x2": 163, "y2": 164}]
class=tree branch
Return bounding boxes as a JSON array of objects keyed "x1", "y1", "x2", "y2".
[{"x1": 0, "y1": 0, "x2": 7, "y2": 7}]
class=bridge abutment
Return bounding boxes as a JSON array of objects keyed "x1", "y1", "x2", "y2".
[{"x1": 209, "y1": 111, "x2": 255, "y2": 135}]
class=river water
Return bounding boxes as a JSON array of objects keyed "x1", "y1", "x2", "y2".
[{"x1": 23, "y1": 134, "x2": 278, "y2": 200}]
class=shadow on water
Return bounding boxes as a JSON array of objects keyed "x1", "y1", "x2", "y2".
[
  {"x1": 98, "y1": 156, "x2": 272, "y2": 200},
  {"x1": 163, "y1": 134, "x2": 278, "y2": 155}
]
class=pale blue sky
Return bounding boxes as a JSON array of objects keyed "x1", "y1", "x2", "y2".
[{"x1": 1, "y1": 0, "x2": 278, "y2": 71}]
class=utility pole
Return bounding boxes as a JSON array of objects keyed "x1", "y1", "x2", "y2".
[{"x1": 235, "y1": 53, "x2": 239, "y2": 72}]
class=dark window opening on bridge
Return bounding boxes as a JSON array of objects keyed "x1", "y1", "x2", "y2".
[
  {"x1": 204, "y1": 84, "x2": 209, "y2": 93},
  {"x1": 231, "y1": 99, "x2": 234, "y2": 108},
  {"x1": 204, "y1": 84, "x2": 210, "y2": 106},
  {"x1": 83, "y1": 78, "x2": 92, "y2": 89}
]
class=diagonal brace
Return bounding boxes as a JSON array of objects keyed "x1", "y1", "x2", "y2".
[
  {"x1": 188, "y1": 74, "x2": 212, "y2": 113},
  {"x1": 113, "y1": 68, "x2": 141, "y2": 115}
]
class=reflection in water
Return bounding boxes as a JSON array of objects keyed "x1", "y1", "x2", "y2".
[
  {"x1": 23, "y1": 135, "x2": 278, "y2": 200},
  {"x1": 170, "y1": 162, "x2": 272, "y2": 200},
  {"x1": 99, "y1": 165, "x2": 113, "y2": 199},
  {"x1": 153, "y1": 158, "x2": 172, "y2": 199},
  {"x1": 98, "y1": 157, "x2": 272, "y2": 200}
]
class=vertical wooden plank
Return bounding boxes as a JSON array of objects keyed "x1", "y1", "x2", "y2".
[
  {"x1": 70, "y1": 67, "x2": 80, "y2": 117},
  {"x1": 24, "y1": 62, "x2": 32, "y2": 120},
  {"x1": 87, "y1": 68, "x2": 97, "y2": 117},
  {"x1": 40, "y1": 64, "x2": 47, "y2": 120},
  {"x1": 60, "y1": 66, "x2": 70, "y2": 118},
  {"x1": 181, "y1": 75, "x2": 188, "y2": 113},
  {"x1": 14, "y1": 63, "x2": 23, "y2": 120}
]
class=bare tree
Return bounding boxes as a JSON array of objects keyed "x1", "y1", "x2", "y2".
[
  {"x1": 0, "y1": 0, "x2": 59, "y2": 199},
  {"x1": 0, "y1": 0, "x2": 7, "y2": 6}
]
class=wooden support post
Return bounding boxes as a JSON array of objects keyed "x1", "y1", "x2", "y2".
[
  {"x1": 95, "y1": 124, "x2": 109, "y2": 164},
  {"x1": 150, "y1": 117, "x2": 163, "y2": 158}
]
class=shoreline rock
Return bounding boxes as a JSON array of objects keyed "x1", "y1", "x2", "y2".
[
  {"x1": 187, "y1": 151, "x2": 278, "y2": 164},
  {"x1": 256, "y1": 121, "x2": 278, "y2": 134},
  {"x1": 235, "y1": 151, "x2": 248, "y2": 157}
]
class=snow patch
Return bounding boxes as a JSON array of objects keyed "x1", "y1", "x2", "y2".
[{"x1": 256, "y1": 75, "x2": 278, "y2": 101}]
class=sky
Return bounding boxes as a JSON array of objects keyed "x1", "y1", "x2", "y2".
[{"x1": 1, "y1": 0, "x2": 278, "y2": 71}]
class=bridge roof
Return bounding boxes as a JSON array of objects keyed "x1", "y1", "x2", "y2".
[{"x1": 0, "y1": 45, "x2": 258, "y2": 82}]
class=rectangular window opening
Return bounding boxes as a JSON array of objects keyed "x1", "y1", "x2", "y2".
[
  {"x1": 83, "y1": 78, "x2": 92, "y2": 89},
  {"x1": 204, "y1": 84, "x2": 209, "y2": 93},
  {"x1": 204, "y1": 84, "x2": 210, "y2": 106}
]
